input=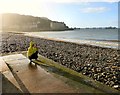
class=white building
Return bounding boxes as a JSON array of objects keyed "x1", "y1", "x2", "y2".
[{"x1": 50, "y1": 22, "x2": 67, "y2": 30}]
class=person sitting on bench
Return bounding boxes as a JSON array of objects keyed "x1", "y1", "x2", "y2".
[{"x1": 27, "y1": 41, "x2": 38, "y2": 63}]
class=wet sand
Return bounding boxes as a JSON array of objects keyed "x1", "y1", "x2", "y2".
[{"x1": 1, "y1": 32, "x2": 120, "y2": 91}]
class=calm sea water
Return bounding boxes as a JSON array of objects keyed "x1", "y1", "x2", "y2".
[{"x1": 25, "y1": 29, "x2": 119, "y2": 49}]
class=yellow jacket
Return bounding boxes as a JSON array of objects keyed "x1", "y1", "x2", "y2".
[{"x1": 27, "y1": 41, "x2": 38, "y2": 57}]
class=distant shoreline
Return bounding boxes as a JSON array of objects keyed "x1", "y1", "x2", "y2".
[
  {"x1": 2, "y1": 28, "x2": 74, "y2": 32},
  {"x1": 87, "y1": 39, "x2": 120, "y2": 42},
  {"x1": 24, "y1": 31, "x2": 119, "y2": 49},
  {"x1": 1, "y1": 30, "x2": 119, "y2": 49},
  {"x1": 1, "y1": 27, "x2": 118, "y2": 32}
]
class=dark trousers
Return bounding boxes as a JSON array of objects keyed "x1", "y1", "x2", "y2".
[{"x1": 29, "y1": 51, "x2": 38, "y2": 60}]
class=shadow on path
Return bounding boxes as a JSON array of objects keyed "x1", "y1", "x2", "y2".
[{"x1": 2, "y1": 73, "x2": 22, "y2": 94}]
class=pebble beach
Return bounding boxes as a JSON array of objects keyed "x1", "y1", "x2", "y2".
[{"x1": 1, "y1": 32, "x2": 120, "y2": 91}]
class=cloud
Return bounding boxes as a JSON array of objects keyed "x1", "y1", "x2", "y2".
[{"x1": 80, "y1": 7, "x2": 109, "y2": 13}]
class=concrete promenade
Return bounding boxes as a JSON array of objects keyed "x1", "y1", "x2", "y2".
[{"x1": 1, "y1": 53, "x2": 120, "y2": 94}]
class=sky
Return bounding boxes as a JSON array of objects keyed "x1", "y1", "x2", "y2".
[{"x1": 0, "y1": 0, "x2": 119, "y2": 28}]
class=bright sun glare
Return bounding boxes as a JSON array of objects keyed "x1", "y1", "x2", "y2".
[
  {"x1": 0, "y1": 0, "x2": 119, "y2": 15},
  {"x1": 0, "y1": 0, "x2": 49, "y2": 17}
]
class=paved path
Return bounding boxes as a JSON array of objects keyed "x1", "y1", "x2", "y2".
[
  {"x1": 2, "y1": 54, "x2": 78, "y2": 93},
  {"x1": 1, "y1": 54, "x2": 120, "y2": 94},
  {"x1": 0, "y1": 56, "x2": 22, "y2": 93}
]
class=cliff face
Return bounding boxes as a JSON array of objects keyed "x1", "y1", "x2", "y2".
[{"x1": 2, "y1": 13, "x2": 69, "y2": 31}]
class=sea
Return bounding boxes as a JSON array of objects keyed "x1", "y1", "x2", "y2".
[{"x1": 25, "y1": 29, "x2": 119, "y2": 49}]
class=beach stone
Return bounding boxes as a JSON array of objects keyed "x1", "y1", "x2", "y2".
[
  {"x1": 113, "y1": 85, "x2": 120, "y2": 89},
  {"x1": 109, "y1": 81, "x2": 115, "y2": 87},
  {"x1": 1, "y1": 32, "x2": 120, "y2": 91},
  {"x1": 96, "y1": 67, "x2": 102, "y2": 73}
]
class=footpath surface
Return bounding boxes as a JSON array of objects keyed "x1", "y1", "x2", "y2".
[{"x1": 1, "y1": 53, "x2": 120, "y2": 94}]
